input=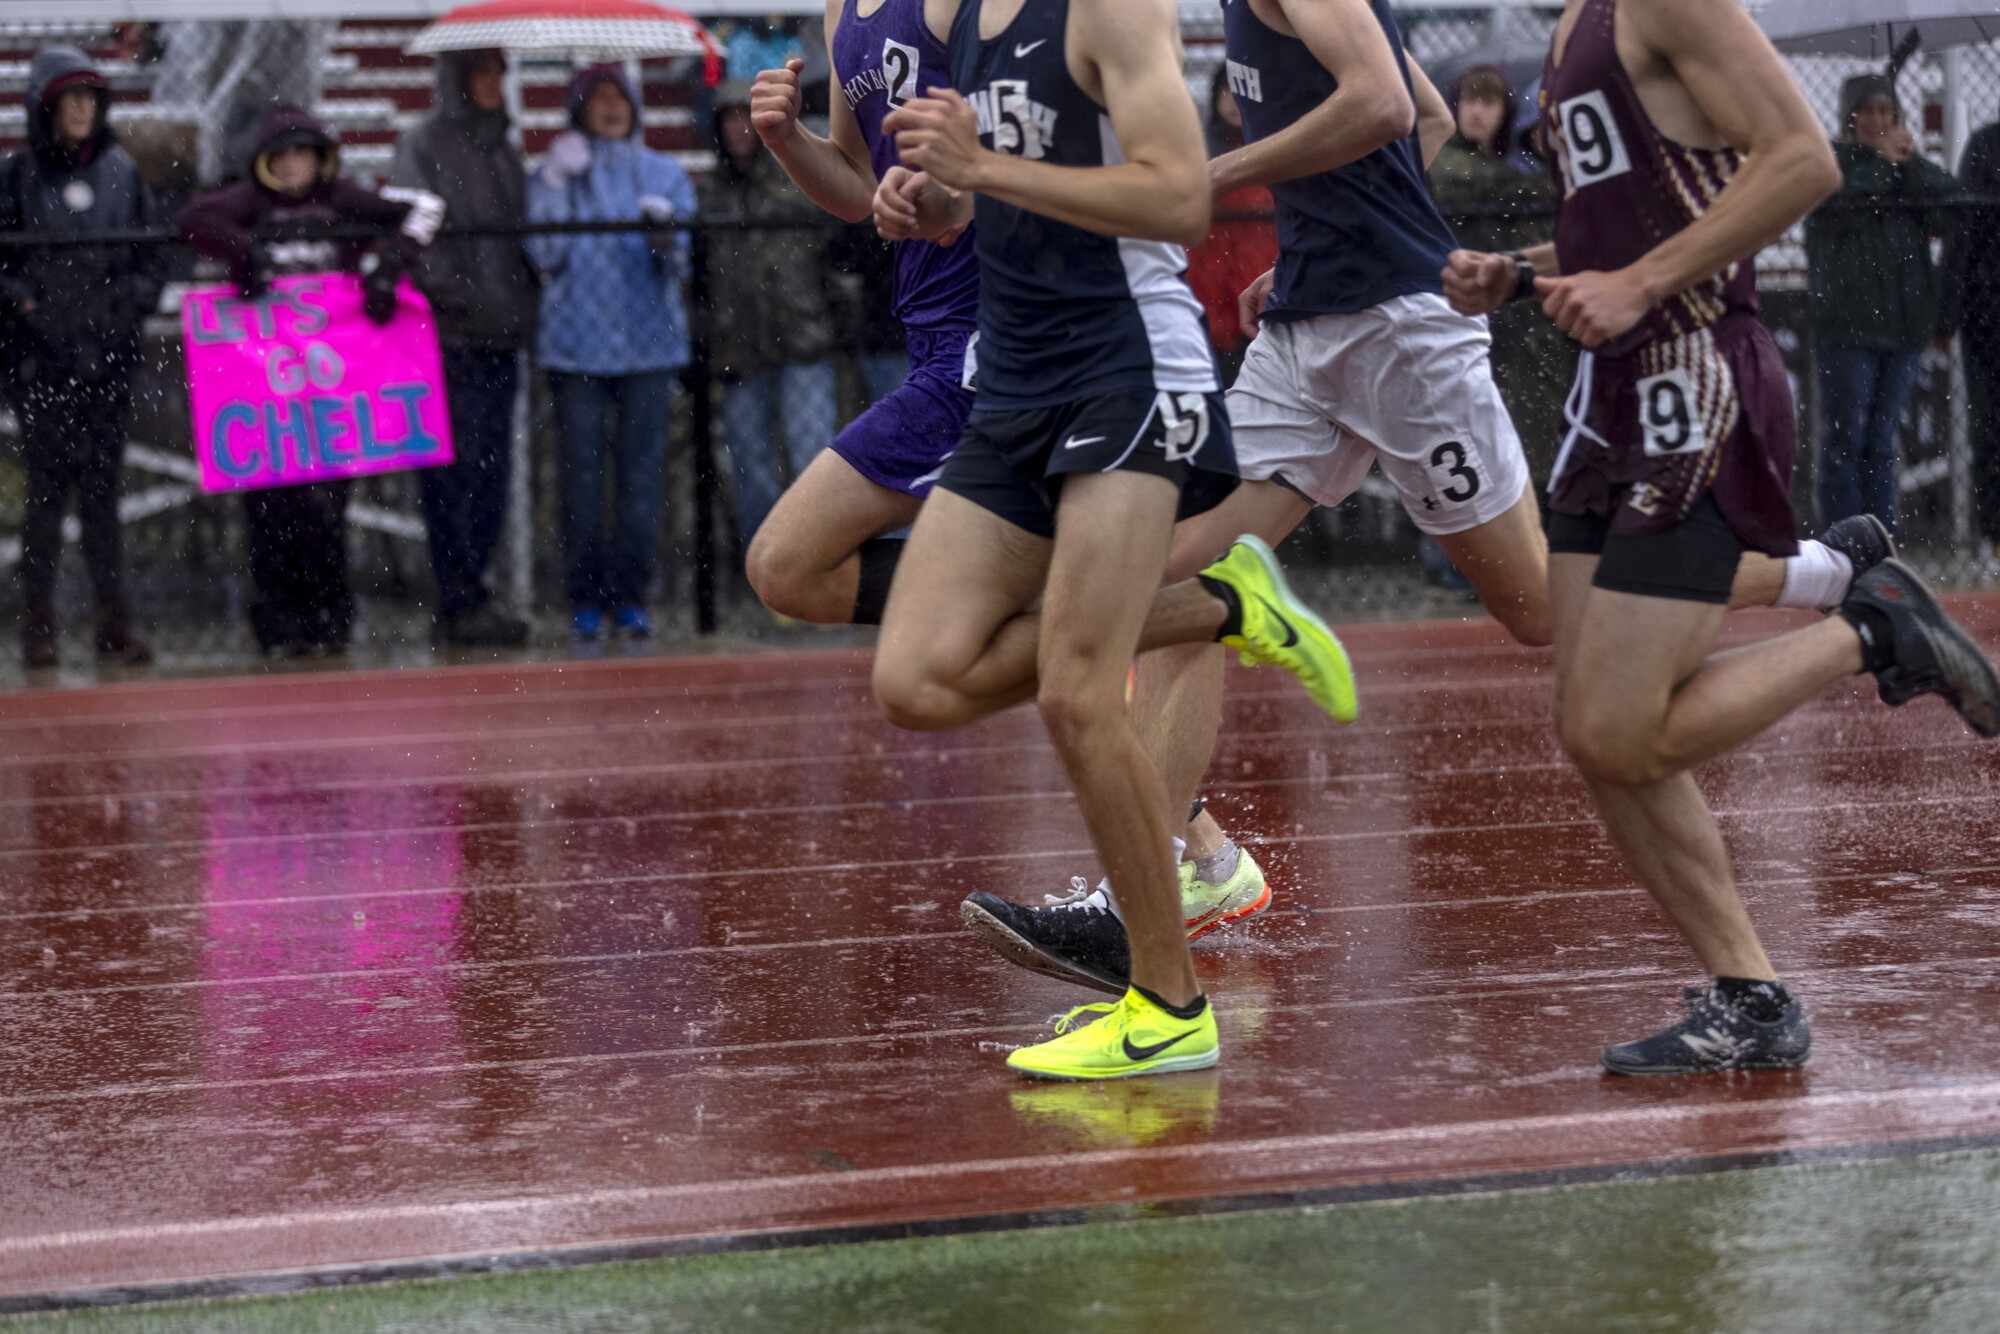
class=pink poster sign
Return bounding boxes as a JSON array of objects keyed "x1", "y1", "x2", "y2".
[{"x1": 181, "y1": 272, "x2": 455, "y2": 494}]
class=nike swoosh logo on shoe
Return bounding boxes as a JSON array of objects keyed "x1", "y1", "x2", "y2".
[
  {"x1": 1123, "y1": 1030, "x2": 1196, "y2": 1061},
  {"x1": 1257, "y1": 596, "x2": 1299, "y2": 648}
]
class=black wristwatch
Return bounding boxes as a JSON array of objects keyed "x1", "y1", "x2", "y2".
[{"x1": 1503, "y1": 250, "x2": 1537, "y2": 302}]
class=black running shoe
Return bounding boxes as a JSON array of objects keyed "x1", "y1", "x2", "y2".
[
  {"x1": 1843, "y1": 560, "x2": 2000, "y2": 737},
  {"x1": 961, "y1": 881, "x2": 1130, "y2": 997},
  {"x1": 1818, "y1": 513, "x2": 1896, "y2": 588},
  {"x1": 1601, "y1": 985, "x2": 1811, "y2": 1075}
]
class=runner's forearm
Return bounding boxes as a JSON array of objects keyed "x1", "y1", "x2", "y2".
[
  {"x1": 1210, "y1": 83, "x2": 1412, "y2": 193},
  {"x1": 768, "y1": 128, "x2": 880, "y2": 223},
  {"x1": 966, "y1": 152, "x2": 1208, "y2": 247},
  {"x1": 1628, "y1": 133, "x2": 1836, "y2": 305}
]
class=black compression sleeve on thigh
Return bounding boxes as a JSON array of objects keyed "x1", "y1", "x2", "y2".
[{"x1": 852, "y1": 538, "x2": 905, "y2": 626}]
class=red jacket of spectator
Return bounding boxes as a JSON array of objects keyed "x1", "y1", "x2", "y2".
[{"x1": 1185, "y1": 182, "x2": 1277, "y2": 356}]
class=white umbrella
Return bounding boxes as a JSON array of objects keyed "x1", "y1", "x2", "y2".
[
  {"x1": 1758, "y1": 0, "x2": 2000, "y2": 58},
  {"x1": 408, "y1": 0, "x2": 717, "y2": 59}
]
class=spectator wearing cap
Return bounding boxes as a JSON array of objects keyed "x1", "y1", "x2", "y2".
[
  {"x1": 391, "y1": 48, "x2": 537, "y2": 649},
  {"x1": 1806, "y1": 74, "x2": 1961, "y2": 534},
  {"x1": 526, "y1": 64, "x2": 695, "y2": 644},
  {"x1": 176, "y1": 104, "x2": 444, "y2": 658},
  {"x1": 697, "y1": 79, "x2": 838, "y2": 549},
  {"x1": 0, "y1": 45, "x2": 162, "y2": 669}
]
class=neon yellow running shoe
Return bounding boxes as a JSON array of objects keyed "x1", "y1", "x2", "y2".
[
  {"x1": 1199, "y1": 534, "x2": 1356, "y2": 723},
  {"x1": 1181, "y1": 845, "x2": 1270, "y2": 940},
  {"x1": 1006, "y1": 987, "x2": 1219, "y2": 1081}
]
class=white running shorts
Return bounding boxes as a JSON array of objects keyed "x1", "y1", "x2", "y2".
[{"x1": 1226, "y1": 292, "x2": 1530, "y2": 537}]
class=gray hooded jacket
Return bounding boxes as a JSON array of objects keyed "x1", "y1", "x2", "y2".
[
  {"x1": 389, "y1": 51, "x2": 538, "y2": 349},
  {"x1": 0, "y1": 44, "x2": 161, "y2": 383}
]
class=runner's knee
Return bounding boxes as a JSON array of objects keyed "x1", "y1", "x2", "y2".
[
  {"x1": 744, "y1": 527, "x2": 823, "y2": 621},
  {"x1": 1555, "y1": 698, "x2": 1677, "y2": 786},
  {"x1": 1035, "y1": 651, "x2": 1128, "y2": 753},
  {"x1": 873, "y1": 654, "x2": 973, "y2": 732}
]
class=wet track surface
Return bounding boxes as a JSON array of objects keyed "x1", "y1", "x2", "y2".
[{"x1": 3, "y1": 601, "x2": 2000, "y2": 1306}]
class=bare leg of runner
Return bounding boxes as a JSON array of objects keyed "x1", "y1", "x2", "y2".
[{"x1": 747, "y1": 451, "x2": 922, "y2": 624}]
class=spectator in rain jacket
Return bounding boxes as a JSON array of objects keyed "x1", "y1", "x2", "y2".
[
  {"x1": 1806, "y1": 74, "x2": 1961, "y2": 534},
  {"x1": 526, "y1": 64, "x2": 694, "y2": 643},
  {"x1": 697, "y1": 79, "x2": 838, "y2": 547},
  {"x1": 177, "y1": 104, "x2": 442, "y2": 658},
  {"x1": 0, "y1": 44, "x2": 162, "y2": 669},
  {"x1": 1429, "y1": 63, "x2": 1569, "y2": 483},
  {"x1": 391, "y1": 47, "x2": 538, "y2": 649},
  {"x1": 1943, "y1": 112, "x2": 2000, "y2": 562}
]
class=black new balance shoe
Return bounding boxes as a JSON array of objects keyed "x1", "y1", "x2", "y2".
[
  {"x1": 1842, "y1": 560, "x2": 2000, "y2": 737},
  {"x1": 1818, "y1": 513, "x2": 1896, "y2": 585},
  {"x1": 962, "y1": 881, "x2": 1131, "y2": 997},
  {"x1": 1601, "y1": 985, "x2": 1811, "y2": 1075}
]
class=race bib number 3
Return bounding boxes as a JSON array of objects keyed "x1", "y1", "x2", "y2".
[
  {"x1": 1422, "y1": 440, "x2": 1486, "y2": 511},
  {"x1": 1636, "y1": 369, "x2": 1707, "y2": 457}
]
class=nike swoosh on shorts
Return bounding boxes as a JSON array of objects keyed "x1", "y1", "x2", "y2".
[{"x1": 1063, "y1": 435, "x2": 1106, "y2": 451}]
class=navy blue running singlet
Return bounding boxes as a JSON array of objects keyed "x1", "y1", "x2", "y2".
[
  {"x1": 1222, "y1": 0, "x2": 1456, "y2": 320},
  {"x1": 947, "y1": 0, "x2": 1216, "y2": 410}
]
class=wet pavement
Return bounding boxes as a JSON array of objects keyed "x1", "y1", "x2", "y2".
[{"x1": 3, "y1": 601, "x2": 2000, "y2": 1306}]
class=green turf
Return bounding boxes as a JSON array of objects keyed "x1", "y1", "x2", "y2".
[{"x1": 15, "y1": 1151, "x2": 2000, "y2": 1333}]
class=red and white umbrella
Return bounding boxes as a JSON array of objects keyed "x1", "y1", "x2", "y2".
[{"x1": 408, "y1": 0, "x2": 718, "y2": 59}]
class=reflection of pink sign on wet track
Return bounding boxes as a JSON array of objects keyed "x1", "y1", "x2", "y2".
[{"x1": 181, "y1": 272, "x2": 455, "y2": 493}]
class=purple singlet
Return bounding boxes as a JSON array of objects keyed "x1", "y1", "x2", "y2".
[{"x1": 831, "y1": 0, "x2": 979, "y2": 333}]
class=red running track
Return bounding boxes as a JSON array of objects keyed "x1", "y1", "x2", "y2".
[{"x1": 4, "y1": 602, "x2": 2000, "y2": 1305}]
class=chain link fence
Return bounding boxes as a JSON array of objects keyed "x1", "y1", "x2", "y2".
[{"x1": 1, "y1": 15, "x2": 1998, "y2": 669}]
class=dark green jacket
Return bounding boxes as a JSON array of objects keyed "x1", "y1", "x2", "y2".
[
  {"x1": 1427, "y1": 135, "x2": 1554, "y2": 253},
  {"x1": 1805, "y1": 140, "x2": 1960, "y2": 352}
]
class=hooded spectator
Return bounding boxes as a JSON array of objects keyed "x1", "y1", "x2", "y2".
[
  {"x1": 526, "y1": 64, "x2": 695, "y2": 643},
  {"x1": 177, "y1": 104, "x2": 443, "y2": 658},
  {"x1": 697, "y1": 78, "x2": 838, "y2": 548},
  {"x1": 0, "y1": 45, "x2": 162, "y2": 669},
  {"x1": 391, "y1": 48, "x2": 537, "y2": 649},
  {"x1": 1806, "y1": 74, "x2": 1961, "y2": 533},
  {"x1": 1428, "y1": 64, "x2": 1568, "y2": 483}
]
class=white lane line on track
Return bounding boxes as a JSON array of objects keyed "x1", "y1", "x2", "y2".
[
  {"x1": 0, "y1": 704, "x2": 1969, "y2": 816},
  {"x1": 5, "y1": 956, "x2": 1999, "y2": 1109},
  {"x1": 7, "y1": 848, "x2": 1992, "y2": 935},
  {"x1": 0, "y1": 770, "x2": 1986, "y2": 877}
]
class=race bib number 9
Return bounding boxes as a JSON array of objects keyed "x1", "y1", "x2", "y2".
[
  {"x1": 1636, "y1": 369, "x2": 1707, "y2": 457},
  {"x1": 1557, "y1": 90, "x2": 1632, "y2": 191}
]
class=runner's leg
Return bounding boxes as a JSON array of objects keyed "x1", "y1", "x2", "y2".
[
  {"x1": 746, "y1": 449, "x2": 922, "y2": 624},
  {"x1": 1550, "y1": 555, "x2": 1862, "y2": 978},
  {"x1": 874, "y1": 490, "x2": 1232, "y2": 732},
  {"x1": 1037, "y1": 471, "x2": 1199, "y2": 1005},
  {"x1": 1141, "y1": 482, "x2": 1315, "y2": 849}
]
